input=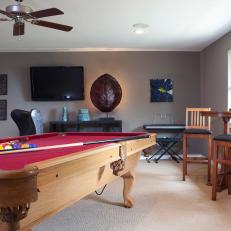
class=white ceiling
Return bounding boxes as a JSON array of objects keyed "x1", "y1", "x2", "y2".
[{"x1": 0, "y1": 0, "x2": 231, "y2": 52}]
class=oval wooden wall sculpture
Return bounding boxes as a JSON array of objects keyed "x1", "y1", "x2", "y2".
[{"x1": 90, "y1": 74, "x2": 122, "y2": 113}]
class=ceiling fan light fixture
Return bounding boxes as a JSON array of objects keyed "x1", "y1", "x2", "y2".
[
  {"x1": 133, "y1": 23, "x2": 149, "y2": 35},
  {"x1": 6, "y1": 4, "x2": 32, "y2": 15}
]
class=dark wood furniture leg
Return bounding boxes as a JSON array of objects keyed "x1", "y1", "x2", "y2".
[
  {"x1": 207, "y1": 136, "x2": 212, "y2": 185},
  {"x1": 212, "y1": 142, "x2": 218, "y2": 201},
  {"x1": 222, "y1": 118, "x2": 230, "y2": 134},
  {"x1": 228, "y1": 147, "x2": 231, "y2": 195},
  {"x1": 182, "y1": 134, "x2": 187, "y2": 181}
]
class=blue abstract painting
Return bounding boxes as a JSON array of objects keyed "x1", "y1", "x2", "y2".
[{"x1": 150, "y1": 79, "x2": 173, "y2": 102}]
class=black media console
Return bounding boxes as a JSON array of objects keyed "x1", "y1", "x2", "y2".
[{"x1": 49, "y1": 120, "x2": 122, "y2": 132}]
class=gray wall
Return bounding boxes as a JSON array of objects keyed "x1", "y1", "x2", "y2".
[
  {"x1": 0, "y1": 51, "x2": 200, "y2": 137},
  {"x1": 200, "y1": 31, "x2": 231, "y2": 135}
]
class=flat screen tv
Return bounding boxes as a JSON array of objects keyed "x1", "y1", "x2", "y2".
[{"x1": 30, "y1": 66, "x2": 84, "y2": 101}]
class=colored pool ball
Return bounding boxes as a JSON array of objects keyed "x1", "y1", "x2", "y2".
[
  {"x1": 21, "y1": 143, "x2": 30, "y2": 149},
  {"x1": 4, "y1": 145, "x2": 13, "y2": 150},
  {"x1": 29, "y1": 144, "x2": 37, "y2": 148},
  {"x1": 12, "y1": 143, "x2": 21, "y2": 149}
]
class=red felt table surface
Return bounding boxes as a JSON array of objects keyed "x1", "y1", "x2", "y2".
[{"x1": 0, "y1": 132, "x2": 145, "y2": 171}]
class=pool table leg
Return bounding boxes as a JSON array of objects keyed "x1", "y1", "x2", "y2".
[
  {"x1": 0, "y1": 204, "x2": 31, "y2": 231},
  {"x1": 121, "y1": 169, "x2": 135, "y2": 208},
  {"x1": 0, "y1": 166, "x2": 38, "y2": 231}
]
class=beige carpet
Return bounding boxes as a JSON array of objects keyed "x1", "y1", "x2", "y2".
[{"x1": 35, "y1": 160, "x2": 231, "y2": 231}]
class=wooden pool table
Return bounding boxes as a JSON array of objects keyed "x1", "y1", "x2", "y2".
[{"x1": 0, "y1": 132, "x2": 156, "y2": 231}]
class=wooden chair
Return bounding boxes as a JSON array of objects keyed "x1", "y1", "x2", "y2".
[
  {"x1": 183, "y1": 108, "x2": 212, "y2": 184},
  {"x1": 212, "y1": 134, "x2": 231, "y2": 200}
]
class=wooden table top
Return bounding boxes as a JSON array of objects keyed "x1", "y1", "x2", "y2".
[
  {"x1": 200, "y1": 111, "x2": 231, "y2": 134},
  {"x1": 200, "y1": 111, "x2": 231, "y2": 118}
]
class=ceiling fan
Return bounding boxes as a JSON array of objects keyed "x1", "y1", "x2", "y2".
[{"x1": 0, "y1": 0, "x2": 73, "y2": 36}]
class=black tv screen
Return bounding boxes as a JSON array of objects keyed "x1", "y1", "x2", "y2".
[{"x1": 30, "y1": 66, "x2": 84, "y2": 101}]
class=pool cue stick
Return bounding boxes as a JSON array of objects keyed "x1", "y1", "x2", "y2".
[{"x1": 0, "y1": 134, "x2": 150, "y2": 155}]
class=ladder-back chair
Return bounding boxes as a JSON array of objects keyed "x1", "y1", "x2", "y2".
[
  {"x1": 183, "y1": 108, "x2": 212, "y2": 184},
  {"x1": 212, "y1": 134, "x2": 231, "y2": 200}
]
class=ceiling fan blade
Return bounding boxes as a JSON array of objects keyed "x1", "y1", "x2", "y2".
[
  {"x1": 13, "y1": 22, "x2": 25, "y2": 36},
  {"x1": 30, "y1": 8, "x2": 64, "y2": 18},
  {"x1": 0, "y1": 18, "x2": 11, "y2": 21},
  {"x1": 0, "y1": 9, "x2": 12, "y2": 18},
  {"x1": 31, "y1": 20, "x2": 73, "y2": 32}
]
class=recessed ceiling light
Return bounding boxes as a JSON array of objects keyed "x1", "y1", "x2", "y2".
[{"x1": 133, "y1": 23, "x2": 149, "y2": 34}]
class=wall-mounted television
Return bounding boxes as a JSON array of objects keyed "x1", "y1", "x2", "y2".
[{"x1": 30, "y1": 66, "x2": 84, "y2": 101}]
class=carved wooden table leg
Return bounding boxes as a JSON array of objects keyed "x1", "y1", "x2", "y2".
[
  {"x1": 0, "y1": 166, "x2": 38, "y2": 231},
  {"x1": 0, "y1": 204, "x2": 30, "y2": 231},
  {"x1": 121, "y1": 169, "x2": 135, "y2": 208}
]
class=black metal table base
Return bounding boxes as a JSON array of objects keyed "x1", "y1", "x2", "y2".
[
  {"x1": 143, "y1": 124, "x2": 185, "y2": 164},
  {"x1": 146, "y1": 137, "x2": 182, "y2": 163}
]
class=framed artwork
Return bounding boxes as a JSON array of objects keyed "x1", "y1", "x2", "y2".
[
  {"x1": 0, "y1": 100, "x2": 7, "y2": 120},
  {"x1": 0, "y1": 74, "x2": 7, "y2": 95},
  {"x1": 150, "y1": 79, "x2": 173, "y2": 102}
]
